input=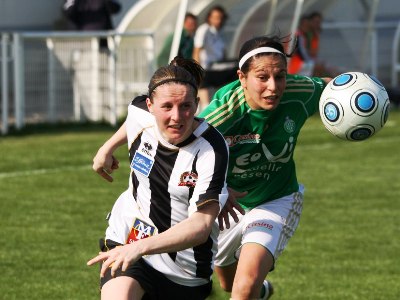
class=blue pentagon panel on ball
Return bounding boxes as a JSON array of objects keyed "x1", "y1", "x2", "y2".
[
  {"x1": 324, "y1": 103, "x2": 340, "y2": 122},
  {"x1": 333, "y1": 73, "x2": 353, "y2": 86},
  {"x1": 355, "y1": 92, "x2": 375, "y2": 113}
]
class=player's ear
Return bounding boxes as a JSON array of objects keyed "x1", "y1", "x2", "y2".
[
  {"x1": 146, "y1": 98, "x2": 154, "y2": 114},
  {"x1": 238, "y1": 70, "x2": 247, "y2": 89}
]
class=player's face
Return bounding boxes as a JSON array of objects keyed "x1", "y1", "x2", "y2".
[
  {"x1": 147, "y1": 84, "x2": 198, "y2": 145},
  {"x1": 238, "y1": 54, "x2": 287, "y2": 111}
]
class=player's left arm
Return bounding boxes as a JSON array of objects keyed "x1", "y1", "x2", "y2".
[{"x1": 87, "y1": 201, "x2": 220, "y2": 277}]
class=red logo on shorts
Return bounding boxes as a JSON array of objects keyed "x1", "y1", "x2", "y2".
[{"x1": 246, "y1": 222, "x2": 274, "y2": 231}]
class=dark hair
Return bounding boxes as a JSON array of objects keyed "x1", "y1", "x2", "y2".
[
  {"x1": 238, "y1": 35, "x2": 293, "y2": 73},
  {"x1": 307, "y1": 11, "x2": 322, "y2": 20},
  {"x1": 148, "y1": 57, "x2": 204, "y2": 99},
  {"x1": 185, "y1": 12, "x2": 197, "y2": 21},
  {"x1": 206, "y1": 5, "x2": 228, "y2": 26}
]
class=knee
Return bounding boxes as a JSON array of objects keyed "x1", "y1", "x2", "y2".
[{"x1": 232, "y1": 274, "x2": 260, "y2": 298}]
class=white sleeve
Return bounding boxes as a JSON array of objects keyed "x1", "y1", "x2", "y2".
[
  {"x1": 189, "y1": 142, "x2": 229, "y2": 214},
  {"x1": 194, "y1": 24, "x2": 208, "y2": 48}
]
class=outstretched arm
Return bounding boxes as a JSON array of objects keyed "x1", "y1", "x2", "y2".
[
  {"x1": 87, "y1": 201, "x2": 220, "y2": 277},
  {"x1": 92, "y1": 121, "x2": 127, "y2": 182}
]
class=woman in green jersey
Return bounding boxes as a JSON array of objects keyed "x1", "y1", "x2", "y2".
[{"x1": 199, "y1": 35, "x2": 331, "y2": 299}]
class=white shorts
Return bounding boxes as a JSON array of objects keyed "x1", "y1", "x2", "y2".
[{"x1": 215, "y1": 185, "x2": 304, "y2": 268}]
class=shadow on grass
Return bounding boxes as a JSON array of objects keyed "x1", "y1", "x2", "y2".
[{"x1": 3, "y1": 121, "x2": 124, "y2": 137}]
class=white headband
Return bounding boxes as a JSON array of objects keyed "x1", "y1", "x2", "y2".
[{"x1": 238, "y1": 47, "x2": 284, "y2": 69}]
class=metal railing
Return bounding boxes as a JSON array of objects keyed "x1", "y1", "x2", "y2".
[{"x1": 0, "y1": 30, "x2": 155, "y2": 134}]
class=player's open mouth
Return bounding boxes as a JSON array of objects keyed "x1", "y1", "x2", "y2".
[
  {"x1": 263, "y1": 95, "x2": 279, "y2": 103},
  {"x1": 168, "y1": 124, "x2": 183, "y2": 130}
]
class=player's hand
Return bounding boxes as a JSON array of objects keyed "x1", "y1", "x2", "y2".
[
  {"x1": 87, "y1": 243, "x2": 142, "y2": 278},
  {"x1": 92, "y1": 148, "x2": 119, "y2": 182},
  {"x1": 218, "y1": 187, "x2": 247, "y2": 231}
]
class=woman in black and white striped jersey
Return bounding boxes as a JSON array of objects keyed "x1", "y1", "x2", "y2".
[{"x1": 87, "y1": 57, "x2": 229, "y2": 300}]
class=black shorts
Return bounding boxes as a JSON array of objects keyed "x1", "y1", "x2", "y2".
[{"x1": 99, "y1": 239, "x2": 212, "y2": 300}]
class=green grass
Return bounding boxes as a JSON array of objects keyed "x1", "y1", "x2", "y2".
[{"x1": 1, "y1": 111, "x2": 399, "y2": 299}]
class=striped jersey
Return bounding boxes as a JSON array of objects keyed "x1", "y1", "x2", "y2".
[
  {"x1": 199, "y1": 74, "x2": 326, "y2": 209},
  {"x1": 105, "y1": 95, "x2": 229, "y2": 286}
]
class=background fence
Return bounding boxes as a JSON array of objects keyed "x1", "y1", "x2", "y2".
[
  {"x1": 1, "y1": 21, "x2": 400, "y2": 135},
  {"x1": 0, "y1": 31, "x2": 155, "y2": 134}
]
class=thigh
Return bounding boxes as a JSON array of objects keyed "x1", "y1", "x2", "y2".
[
  {"x1": 240, "y1": 187, "x2": 304, "y2": 265},
  {"x1": 232, "y1": 242, "x2": 273, "y2": 296},
  {"x1": 101, "y1": 276, "x2": 144, "y2": 300}
]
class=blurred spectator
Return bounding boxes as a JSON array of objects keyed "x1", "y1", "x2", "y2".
[
  {"x1": 157, "y1": 13, "x2": 198, "y2": 67},
  {"x1": 288, "y1": 15, "x2": 315, "y2": 76},
  {"x1": 289, "y1": 11, "x2": 339, "y2": 77},
  {"x1": 193, "y1": 5, "x2": 228, "y2": 111},
  {"x1": 62, "y1": 0, "x2": 121, "y2": 49},
  {"x1": 307, "y1": 11, "x2": 322, "y2": 59}
]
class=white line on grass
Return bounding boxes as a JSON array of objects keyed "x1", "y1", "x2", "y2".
[{"x1": 0, "y1": 165, "x2": 92, "y2": 179}]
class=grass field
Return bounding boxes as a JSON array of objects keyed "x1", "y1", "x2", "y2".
[{"x1": 1, "y1": 111, "x2": 399, "y2": 300}]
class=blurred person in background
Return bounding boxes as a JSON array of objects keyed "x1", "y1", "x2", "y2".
[
  {"x1": 157, "y1": 13, "x2": 198, "y2": 68},
  {"x1": 193, "y1": 5, "x2": 228, "y2": 112},
  {"x1": 62, "y1": 0, "x2": 121, "y2": 49},
  {"x1": 288, "y1": 11, "x2": 339, "y2": 78},
  {"x1": 287, "y1": 15, "x2": 315, "y2": 76}
]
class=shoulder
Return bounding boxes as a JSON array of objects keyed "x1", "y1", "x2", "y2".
[
  {"x1": 284, "y1": 74, "x2": 326, "y2": 96},
  {"x1": 195, "y1": 122, "x2": 229, "y2": 164},
  {"x1": 194, "y1": 23, "x2": 209, "y2": 39},
  {"x1": 127, "y1": 95, "x2": 152, "y2": 127},
  {"x1": 199, "y1": 80, "x2": 245, "y2": 128}
]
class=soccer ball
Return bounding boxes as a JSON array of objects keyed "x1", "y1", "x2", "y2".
[{"x1": 319, "y1": 72, "x2": 390, "y2": 141}]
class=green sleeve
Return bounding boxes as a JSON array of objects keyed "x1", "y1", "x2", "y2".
[{"x1": 199, "y1": 80, "x2": 244, "y2": 133}]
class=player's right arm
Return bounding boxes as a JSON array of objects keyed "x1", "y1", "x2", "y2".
[{"x1": 92, "y1": 121, "x2": 127, "y2": 182}]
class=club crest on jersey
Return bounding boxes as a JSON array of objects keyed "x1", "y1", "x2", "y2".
[
  {"x1": 178, "y1": 171, "x2": 198, "y2": 187},
  {"x1": 131, "y1": 151, "x2": 154, "y2": 177},
  {"x1": 126, "y1": 218, "x2": 156, "y2": 244},
  {"x1": 284, "y1": 116, "x2": 296, "y2": 133}
]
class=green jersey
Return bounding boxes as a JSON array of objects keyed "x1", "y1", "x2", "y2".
[{"x1": 199, "y1": 74, "x2": 326, "y2": 209}]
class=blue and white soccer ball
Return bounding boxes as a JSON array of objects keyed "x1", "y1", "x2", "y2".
[{"x1": 319, "y1": 72, "x2": 390, "y2": 141}]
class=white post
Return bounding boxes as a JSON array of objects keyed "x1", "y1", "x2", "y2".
[
  {"x1": 371, "y1": 30, "x2": 378, "y2": 77},
  {"x1": 360, "y1": 0, "x2": 379, "y2": 72},
  {"x1": 265, "y1": 0, "x2": 278, "y2": 35},
  {"x1": 13, "y1": 33, "x2": 24, "y2": 129},
  {"x1": 169, "y1": 0, "x2": 188, "y2": 63},
  {"x1": 46, "y1": 38, "x2": 56, "y2": 123},
  {"x1": 287, "y1": 0, "x2": 304, "y2": 54},
  {"x1": 91, "y1": 37, "x2": 100, "y2": 121},
  {"x1": 1, "y1": 34, "x2": 9, "y2": 134},
  {"x1": 391, "y1": 21, "x2": 400, "y2": 88},
  {"x1": 108, "y1": 35, "x2": 117, "y2": 126},
  {"x1": 72, "y1": 49, "x2": 82, "y2": 122}
]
